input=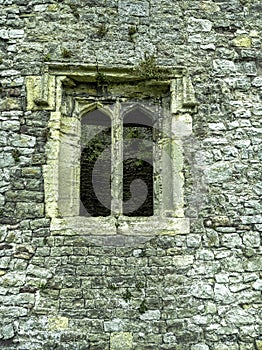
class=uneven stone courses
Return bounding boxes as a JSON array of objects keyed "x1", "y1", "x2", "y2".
[{"x1": 0, "y1": 0, "x2": 261, "y2": 348}]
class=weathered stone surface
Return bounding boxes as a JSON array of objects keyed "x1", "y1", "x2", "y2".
[
  {"x1": 104, "y1": 319, "x2": 124, "y2": 332},
  {"x1": 204, "y1": 162, "x2": 233, "y2": 184},
  {"x1": 225, "y1": 308, "x2": 255, "y2": 325},
  {"x1": 233, "y1": 36, "x2": 252, "y2": 48},
  {"x1": 242, "y1": 231, "x2": 260, "y2": 248},
  {"x1": 48, "y1": 316, "x2": 68, "y2": 331},
  {"x1": 27, "y1": 264, "x2": 53, "y2": 279},
  {"x1": 1, "y1": 120, "x2": 20, "y2": 131},
  {"x1": 0, "y1": 153, "x2": 15, "y2": 168},
  {"x1": 1, "y1": 293, "x2": 35, "y2": 306},
  {"x1": 245, "y1": 257, "x2": 262, "y2": 272},
  {"x1": 0, "y1": 272, "x2": 26, "y2": 288},
  {"x1": 213, "y1": 343, "x2": 238, "y2": 350},
  {"x1": 163, "y1": 332, "x2": 177, "y2": 344},
  {"x1": 0, "y1": 0, "x2": 261, "y2": 348},
  {"x1": 213, "y1": 59, "x2": 236, "y2": 75},
  {"x1": 0, "y1": 306, "x2": 28, "y2": 318},
  {"x1": 0, "y1": 257, "x2": 10, "y2": 269},
  {"x1": 214, "y1": 284, "x2": 234, "y2": 304},
  {"x1": 221, "y1": 233, "x2": 242, "y2": 248},
  {"x1": 5, "y1": 191, "x2": 43, "y2": 202},
  {"x1": 204, "y1": 229, "x2": 220, "y2": 247},
  {"x1": 21, "y1": 167, "x2": 42, "y2": 178},
  {"x1": 252, "y1": 279, "x2": 262, "y2": 291},
  {"x1": 16, "y1": 202, "x2": 44, "y2": 219},
  {"x1": 252, "y1": 77, "x2": 262, "y2": 87},
  {"x1": 140, "y1": 310, "x2": 161, "y2": 320},
  {"x1": 188, "y1": 18, "x2": 213, "y2": 32},
  {"x1": 255, "y1": 340, "x2": 262, "y2": 350},
  {"x1": 186, "y1": 234, "x2": 201, "y2": 248},
  {"x1": 191, "y1": 344, "x2": 209, "y2": 350},
  {"x1": 119, "y1": 1, "x2": 149, "y2": 17},
  {"x1": 0, "y1": 323, "x2": 15, "y2": 340},
  {"x1": 196, "y1": 249, "x2": 214, "y2": 260},
  {"x1": 110, "y1": 332, "x2": 133, "y2": 350},
  {"x1": 190, "y1": 282, "x2": 213, "y2": 299}
]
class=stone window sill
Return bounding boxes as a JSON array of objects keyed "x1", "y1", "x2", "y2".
[{"x1": 50, "y1": 216, "x2": 190, "y2": 236}]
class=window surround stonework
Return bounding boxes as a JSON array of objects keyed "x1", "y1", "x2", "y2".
[{"x1": 26, "y1": 64, "x2": 197, "y2": 236}]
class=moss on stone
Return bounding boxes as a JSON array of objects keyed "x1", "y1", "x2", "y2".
[
  {"x1": 134, "y1": 55, "x2": 171, "y2": 80},
  {"x1": 61, "y1": 48, "x2": 72, "y2": 59}
]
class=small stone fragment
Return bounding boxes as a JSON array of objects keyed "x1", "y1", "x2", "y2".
[
  {"x1": 110, "y1": 332, "x2": 133, "y2": 350},
  {"x1": 233, "y1": 36, "x2": 252, "y2": 48}
]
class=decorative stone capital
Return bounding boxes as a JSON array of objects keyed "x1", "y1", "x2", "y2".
[
  {"x1": 170, "y1": 76, "x2": 198, "y2": 114},
  {"x1": 26, "y1": 73, "x2": 56, "y2": 110}
]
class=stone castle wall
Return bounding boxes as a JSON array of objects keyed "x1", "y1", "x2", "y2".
[{"x1": 0, "y1": 0, "x2": 261, "y2": 349}]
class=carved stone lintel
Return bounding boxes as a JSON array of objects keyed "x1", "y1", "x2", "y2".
[{"x1": 26, "y1": 64, "x2": 197, "y2": 114}]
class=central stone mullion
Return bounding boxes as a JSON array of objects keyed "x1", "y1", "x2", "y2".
[{"x1": 111, "y1": 100, "x2": 123, "y2": 215}]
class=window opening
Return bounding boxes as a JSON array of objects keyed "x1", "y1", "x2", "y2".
[
  {"x1": 123, "y1": 109, "x2": 154, "y2": 217},
  {"x1": 36, "y1": 65, "x2": 196, "y2": 235},
  {"x1": 80, "y1": 109, "x2": 111, "y2": 217}
]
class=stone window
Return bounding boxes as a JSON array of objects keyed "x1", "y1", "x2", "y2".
[
  {"x1": 80, "y1": 106, "x2": 154, "y2": 218},
  {"x1": 26, "y1": 64, "x2": 197, "y2": 235}
]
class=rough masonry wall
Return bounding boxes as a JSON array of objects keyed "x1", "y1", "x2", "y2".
[{"x1": 0, "y1": 0, "x2": 261, "y2": 349}]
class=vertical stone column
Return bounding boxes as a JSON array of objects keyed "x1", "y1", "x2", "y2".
[
  {"x1": 170, "y1": 137, "x2": 185, "y2": 217},
  {"x1": 153, "y1": 131, "x2": 162, "y2": 216},
  {"x1": 170, "y1": 78, "x2": 194, "y2": 217},
  {"x1": 58, "y1": 115, "x2": 80, "y2": 217},
  {"x1": 111, "y1": 100, "x2": 123, "y2": 215},
  {"x1": 43, "y1": 110, "x2": 61, "y2": 218},
  {"x1": 43, "y1": 76, "x2": 73, "y2": 218},
  {"x1": 160, "y1": 136, "x2": 173, "y2": 214}
]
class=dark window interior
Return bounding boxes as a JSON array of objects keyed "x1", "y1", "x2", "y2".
[
  {"x1": 123, "y1": 109, "x2": 154, "y2": 216},
  {"x1": 80, "y1": 108, "x2": 154, "y2": 217},
  {"x1": 80, "y1": 110, "x2": 111, "y2": 216}
]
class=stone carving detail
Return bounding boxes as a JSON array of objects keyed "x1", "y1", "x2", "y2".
[
  {"x1": 170, "y1": 76, "x2": 198, "y2": 114},
  {"x1": 26, "y1": 64, "x2": 197, "y2": 114}
]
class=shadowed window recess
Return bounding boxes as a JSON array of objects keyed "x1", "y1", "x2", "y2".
[
  {"x1": 80, "y1": 107, "x2": 154, "y2": 217},
  {"x1": 123, "y1": 109, "x2": 154, "y2": 216},
  {"x1": 80, "y1": 110, "x2": 111, "y2": 217}
]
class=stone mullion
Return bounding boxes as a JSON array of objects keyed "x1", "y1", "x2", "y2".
[{"x1": 111, "y1": 100, "x2": 123, "y2": 216}]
